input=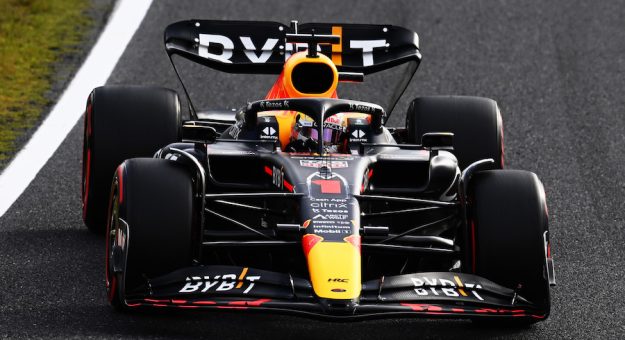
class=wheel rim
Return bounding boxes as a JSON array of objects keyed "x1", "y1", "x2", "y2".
[{"x1": 105, "y1": 182, "x2": 120, "y2": 302}]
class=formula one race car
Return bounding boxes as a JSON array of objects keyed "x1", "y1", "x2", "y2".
[{"x1": 81, "y1": 20, "x2": 556, "y2": 323}]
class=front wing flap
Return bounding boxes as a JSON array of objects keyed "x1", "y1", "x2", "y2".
[{"x1": 125, "y1": 265, "x2": 546, "y2": 320}]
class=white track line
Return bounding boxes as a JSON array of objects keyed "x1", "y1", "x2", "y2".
[{"x1": 0, "y1": 0, "x2": 153, "y2": 217}]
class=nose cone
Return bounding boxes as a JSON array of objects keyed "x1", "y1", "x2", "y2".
[{"x1": 303, "y1": 234, "x2": 361, "y2": 299}]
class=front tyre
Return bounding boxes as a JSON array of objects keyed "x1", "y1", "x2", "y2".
[
  {"x1": 106, "y1": 158, "x2": 195, "y2": 309},
  {"x1": 469, "y1": 170, "x2": 551, "y2": 323}
]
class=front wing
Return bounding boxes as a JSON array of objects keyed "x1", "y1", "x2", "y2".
[{"x1": 124, "y1": 265, "x2": 547, "y2": 321}]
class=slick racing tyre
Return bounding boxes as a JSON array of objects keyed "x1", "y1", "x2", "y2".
[
  {"x1": 105, "y1": 158, "x2": 194, "y2": 309},
  {"x1": 82, "y1": 86, "x2": 181, "y2": 233},
  {"x1": 469, "y1": 170, "x2": 551, "y2": 323},
  {"x1": 406, "y1": 96, "x2": 504, "y2": 170}
]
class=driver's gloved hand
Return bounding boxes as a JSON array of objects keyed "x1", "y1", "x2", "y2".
[
  {"x1": 286, "y1": 139, "x2": 306, "y2": 152},
  {"x1": 304, "y1": 138, "x2": 318, "y2": 152},
  {"x1": 286, "y1": 137, "x2": 318, "y2": 152}
]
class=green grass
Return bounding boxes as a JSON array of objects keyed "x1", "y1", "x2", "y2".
[{"x1": 0, "y1": 0, "x2": 91, "y2": 165}]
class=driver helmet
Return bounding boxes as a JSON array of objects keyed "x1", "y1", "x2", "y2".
[{"x1": 290, "y1": 112, "x2": 369, "y2": 153}]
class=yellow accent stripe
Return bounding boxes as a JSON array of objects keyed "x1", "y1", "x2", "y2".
[
  {"x1": 236, "y1": 267, "x2": 248, "y2": 288},
  {"x1": 454, "y1": 275, "x2": 468, "y2": 296},
  {"x1": 331, "y1": 26, "x2": 342, "y2": 65}
]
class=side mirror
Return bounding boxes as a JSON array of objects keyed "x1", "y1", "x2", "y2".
[
  {"x1": 181, "y1": 122, "x2": 217, "y2": 144},
  {"x1": 421, "y1": 132, "x2": 453, "y2": 150}
]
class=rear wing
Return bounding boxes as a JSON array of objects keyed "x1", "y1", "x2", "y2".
[
  {"x1": 164, "y1": 20, "x2": 421, "y2": 120},
  {"x1": 165, "y1": 20, "x2": 420, "y2": 74}
]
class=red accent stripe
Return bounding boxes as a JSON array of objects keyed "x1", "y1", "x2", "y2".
[
  {"x1": 547, "y1": 242, "x2": 551, "y2": 258},
  {"x1": 302, "y1": 234, "x2": 323, "y2": 257},
  {"x1": 192, "y1": 301, "x2": 217, "y2": 305},
  {"x1": 264, "y1": 166, "x2": 272, "y2": 176},
  {"x1": 475, "y1": 308, "x2": 498, "y2": 313},
  {"x1": 344, "y1": 235, "x2": 361, "y2": 253},
  {"x1": 228, "y1": 301, "x2": 247, "y2": 306},
  {"x1": 400, "y1": 303, "x2": 428, "y2": 311},
  {"x1": 283, "y1": 180, "x2": 294, "y2": 192},
  {"x1": 117, "y1": 166, "x2": 124, "y2": 204},
  {"x1": 401, "y1": 303, "x2": 533, "y2": 316},
  {"x1": 227, "y1": 298, "x2": 271, "y2": 307}
]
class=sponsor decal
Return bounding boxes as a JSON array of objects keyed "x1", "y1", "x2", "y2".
[
  {"x1": 271, "y1": 166, "x2": 283, "y2": 188},
  {"x1": 292, "y1": 155, "x2": 354, "y2": 160},
  {"x1": 309, "y1": 197, "x2": 349, "y2": 215},
  {"x1": 351, "y1": 129, "x2": 366, "y2": 139},
  {"x1": 328, "y1": 278, "x2": 349, "y2": 283},
  {"x1": 210, "y1": 150, "x2": 257, "y2": 156},
  {"x1": 228, "y1": 121, "x2": 243, "y2": 139},
  {"x1": 259, "y1": 115, "x2": 279, "y2": 141},
  {"x1": 360, "y1": 168, "x2": 372, "y2": 193},
  {"x1": 348, "y1": 103, "x2": 375, "y2": 113},
  {"x1": 309, "y1": 217, "x2": 352, "y2": 235},
  {"x1": 299, "y1": 160, "x2": 349, "y2": 169},
  {"x1": 179, "y1": 268, "x2": 261, "y2": 294},
  {"x1": 377, "y1": 151, "x2": 430, "y2": 161},
  {"x1": 306, "y1": 197, "x2": 353, "y2": 235},
  {"x1": 410, "y1": 275, "x2": 484, "y2": 301},
  {"x1": 350, "y1": 128, "x2": 368, "y2": 143},
  {"x1": 259, "y1": 100, "x2": 289, "y2": 110},
  {"x1": 262, "y1": 126, "x2": 277, "y2": 136},
  {"x1": 197, "y1": 30, "x2": 387, "y2": 66},
  {"x1": 311, "y1": 213, "x2": 348, "y2": 221},
  {"x1": 323, "y1": 121, "x2": 345, "y2": 132}
]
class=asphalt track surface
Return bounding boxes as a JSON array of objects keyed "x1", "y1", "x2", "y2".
[{"x1": 1, "y1": 1, "x2": 624, "y2": 338}]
